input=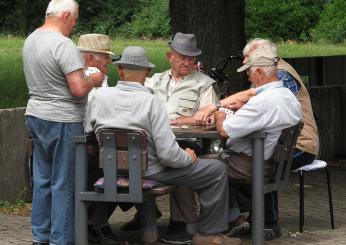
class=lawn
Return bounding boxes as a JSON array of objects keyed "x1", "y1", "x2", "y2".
[{"x1": 1, "y1": 36, "x2": 346, "y2": 108}]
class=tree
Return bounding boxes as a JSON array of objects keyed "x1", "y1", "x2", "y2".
[{"x1": 169, "y1": 0, "x2": 246, "y2": 94}]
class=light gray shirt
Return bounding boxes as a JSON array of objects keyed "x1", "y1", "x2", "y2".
[
  {"x1": 88, "y1": 81, "x2": 192, "y2": 176},
  {"x1": 23, "y1": 29, "x2": 85, "y2": 122},
  {"x1": 224, "y1": 81, "x2": 301, "y2": 160}
]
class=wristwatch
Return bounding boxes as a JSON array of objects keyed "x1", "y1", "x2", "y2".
[{"x1": 214, "y1": 100, "x2": 221, "y2": 111}]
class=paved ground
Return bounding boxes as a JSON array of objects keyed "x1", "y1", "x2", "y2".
[{"x1": 1, "y1": 162, "x2": 345, "y2": 245}]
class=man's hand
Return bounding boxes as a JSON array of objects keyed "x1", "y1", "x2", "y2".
[
  {"x1": 214, "y1": 111, "x2": 228, "y2": 138},
  {"x1": 88, "y1": 72, "x2": 105, "y2": 87},
  {"x1": 193, "y1": 104, "x2": 215, "y2": 125},
  {"x1": 214, "y1": 111, "x2": 226, "y2": 123},
  {"x1": 185, "y1": 148, "x2": 197, "y2": 164}
]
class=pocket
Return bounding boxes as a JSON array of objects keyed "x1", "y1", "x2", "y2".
[{"x1": 176, "y1": 95, "x2": 197, "y2": 116}]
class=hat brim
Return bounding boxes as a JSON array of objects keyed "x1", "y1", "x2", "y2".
[
  {"x1": 237, "y1": 63, "x2": 250, "y2": 72},
  {"x1": 78, "y1": 47, "x2": 117, "y2": 56},
  {"x1": 169, "y1": 44, "x2": 202, "y2": 57},
  {"x1": 114, "y1": 61, "x2": 155, "y2": 70}
]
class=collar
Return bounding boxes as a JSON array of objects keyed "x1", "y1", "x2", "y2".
[
  {"x1": 116, "y1": 80, "x2": 154, "y2": 94},
  {"x1": 255, "y1": 81, "x2": 283, "y2": 95},
  {"x1": 168, "y1": 69, "x2": 196, "y2": 81}
]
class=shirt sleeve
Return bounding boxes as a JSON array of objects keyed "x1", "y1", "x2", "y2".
[
  {"x1": 278, "y1": 70, "x2": 299, "y2": 95},
  {"x1": 149, "y1": 96, "x2": 193, "y2": 168},
  {"x1": 223, "y1": 97, "x2": 268, "y2": 139},
  {"x1": 55, "y1": 39, "x2": 84, "y2": 75},
  {"x1": 198, "y1": 85, "x2": 217, "y2": 109}
]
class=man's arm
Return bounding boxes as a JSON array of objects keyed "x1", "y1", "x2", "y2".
[
  {"x1": 66, "y1": 69, "x2": 104, "y2": 97},
  {"x1": 193, "y1": 88, "x2": 256, "y2": 123},
  {"x1": 214, "y1": 111, "x2": 228, "y2": 138}
]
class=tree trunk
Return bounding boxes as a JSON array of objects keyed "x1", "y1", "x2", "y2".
[{"x1": 169, "y1": 0, "x2": 246, "y2": 95}]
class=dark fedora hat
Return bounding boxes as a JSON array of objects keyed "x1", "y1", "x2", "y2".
[{"x1": 169, "y1": 32, "x2": 202, "y2": 57}]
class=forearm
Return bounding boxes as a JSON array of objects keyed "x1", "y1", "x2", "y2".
[
  {"x1": 172, "y1": 116, "x2": 197, "y2": 125},
  {"x1": 221, "y1": 88, "x2": 256, "y2": 108}
]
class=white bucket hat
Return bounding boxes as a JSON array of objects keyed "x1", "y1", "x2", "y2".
[
  {"x1": 169, "y1": 32, "x2": 202, "y2": 57},
  {"x1": 78, "y1": 34, "x2": 120, "y2": 59},
  {"x1": 115, "y1": 46, "x2": 155, "y2": 70},
  {"x1": 237, "y1": 47, "x2": 278, "y2": 72}
]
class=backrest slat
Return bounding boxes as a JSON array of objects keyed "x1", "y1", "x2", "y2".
[{"x1": 265, "y1": 121, "x2": 304, "y2": 193}]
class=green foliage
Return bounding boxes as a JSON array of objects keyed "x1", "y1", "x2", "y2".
[
  {"x1": 311, "y1": 0, "x2": 346, "y2": 43},
  {"x1": 74, "y1": 0, "x2": 138, "y2": 36},
  {"x1": 245, "y1": 0, "x2": 325, "y2": 42},
  {"x1": 0, "y1": 199, "x2": 31, "y2": 216},
  {"x1": 117, "y1": 0, "x2": 171, "y2": 38}
]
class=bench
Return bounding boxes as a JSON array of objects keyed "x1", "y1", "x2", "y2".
[{"x1": 74, "y1": 129, "x2": 176, "y2": 245}]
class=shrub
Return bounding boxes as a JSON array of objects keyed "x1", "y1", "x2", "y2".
[
  {"x1": 311, "y1": 0, "x2": 346, "y2": 43},
  {"x1": 245, "y1": 0, "x2": 325, "y2": 42},
  {"x1": 117, "y1": 0, "x2": 171, "y2": 38}
]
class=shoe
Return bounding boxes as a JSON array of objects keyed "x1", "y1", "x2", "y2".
[
  {"x1": 121, "y1": 208, "x2": 162, "y2": 231},
  {"x1": 226, "y1": 215, "x2": 251, "y2": 237},
  {"x1": 32, "y1": 243, "x2": 49, "y2": 245},
  {"x1": 161, "y1": 221, "x2": 192, "y2": 244},
  {"x1": 88, "y1": 224, "x2": 121, "y2": 245},
  {"x1": 264, "y1": 223, "x2": 281, "y2": 241},
  {"x1": 192, "y1": 233, "x2": 241, "y2": 245},
  {"x1": 142, "y1": 229, "x2": 159, "y2": 244},
  {"x1": 121, "y1": 211, "x2": 143, "y2": 231}
]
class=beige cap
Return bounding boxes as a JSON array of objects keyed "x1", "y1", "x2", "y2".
[
  {"x1": 77, "y1": 34, "x2": 118, "y2": 57},
  {"x1": 237, "y1": 47, "x2": 278, "y2": 72}
]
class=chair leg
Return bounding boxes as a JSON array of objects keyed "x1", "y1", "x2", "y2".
[
  {"x1": 299, "y1": 170, "x2": 304, "y2": 233},
  {"x1": 325, "y1": 167, "x2": 335, "y2": 229}
]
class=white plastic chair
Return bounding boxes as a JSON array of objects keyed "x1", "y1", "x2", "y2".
[{"x1": 292, "y1": 159, "x2": 335, "y2": 232}]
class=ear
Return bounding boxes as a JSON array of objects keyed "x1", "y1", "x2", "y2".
[
  {"x1": 117, "y1": 67, "x2": 124, "y2": 80},
  {"x1": 61, "y1": 11, "x2": 70, "y2": 21},
  {"x1": 167, "y1": 51, "x2": 172, "y2": 61}
]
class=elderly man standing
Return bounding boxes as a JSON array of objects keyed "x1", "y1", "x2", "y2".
[
  {"x1": 88, "y1": 46, "x2": 241, "y2": 245},
  {"x1": 22, "y1": 1, "x2": 104, "y2": 245},
  {"x1": 121, "y1": 32, "x2": 218, "y2": 244},
  {"x1": 78, "y1": 33, "x2": 121, "y2": 245}
]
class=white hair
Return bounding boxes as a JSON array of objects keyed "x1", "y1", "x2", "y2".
[
  {"x1": 46, "y1": 0, "x2": 78, "y2": 18},
  {"x1": 250, "y1": 65, "x2": 276, "y2": 78},
  {"x1": 243, "y1": 38, "x2": 277, "y2": 57}
]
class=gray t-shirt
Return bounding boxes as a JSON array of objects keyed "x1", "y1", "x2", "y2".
[{"x1": 23, "y1": 29, "x2": 85, "y2": 122}]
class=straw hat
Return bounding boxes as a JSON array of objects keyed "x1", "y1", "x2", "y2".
[
  {"x1": 115, "y1": 46, "x2": 155, "y2": 70},
  {"x1": 78, "y1": 34, "x2": 118, "y2": 58}
]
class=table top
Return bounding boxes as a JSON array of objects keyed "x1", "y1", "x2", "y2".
[{"x1": 172, "y1": 125, "x2": 219, "y2": 139}]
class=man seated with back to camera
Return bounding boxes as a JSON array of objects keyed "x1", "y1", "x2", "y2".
[
  {"x1": 121, "y1": 32, "x2": 220, "y2": 244},
  {"x1": 87, "y1": 45, "x2": 242, "y2": 245}
]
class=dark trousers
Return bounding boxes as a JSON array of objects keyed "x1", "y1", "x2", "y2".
[{"x1": 264, "y1": 149, "x2": 316, "y2": 225}]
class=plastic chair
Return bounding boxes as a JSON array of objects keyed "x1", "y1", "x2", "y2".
[{"x1": 292, "y1": 159, "x2": 335, "y2": 232}]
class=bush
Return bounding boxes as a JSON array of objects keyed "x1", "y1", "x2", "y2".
[
  {"x1": 117, "y1": 0, "x2": 171, "y2": 38},
  {"x1": 312, "y1": 0, "x2": 346, "y2": 43},
  {"x1": 245, "y1": 0, "x2": 325, "y2": 42},
  {"x1": 73, "y1": 0, "x2": 138, "y2": 36}
]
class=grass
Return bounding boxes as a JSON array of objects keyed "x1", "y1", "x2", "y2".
[
  {"x1": 0, "y1": 199, "x2": 32, "y2": 216},
  {"x1": 1, "y1": 36, "x2": 346, "y2": 108}
]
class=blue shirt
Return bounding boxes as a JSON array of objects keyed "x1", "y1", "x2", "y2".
[{"x1": 278, "y1": 70, "x2": 299, "y2": 95}]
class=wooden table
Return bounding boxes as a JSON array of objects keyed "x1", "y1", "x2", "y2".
[
  {"x1": 172, "y1": 125, "x2": 219, "y2": 139},
  {"x1": 172, "y1": 125, "x2": 266, "y2": 245}
]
